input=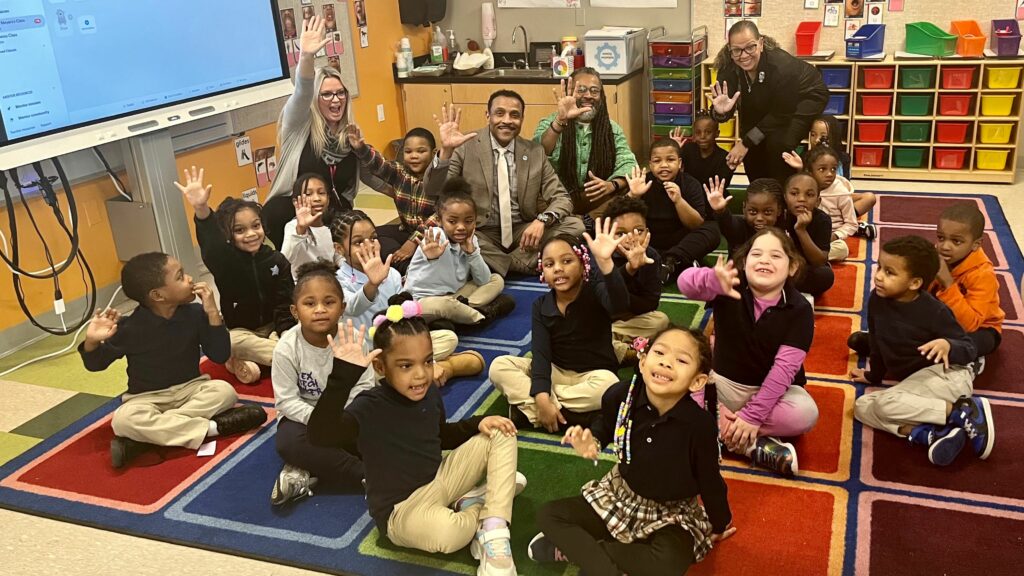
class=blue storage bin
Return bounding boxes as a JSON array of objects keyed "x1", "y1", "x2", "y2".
[
  {"x1": 824, "y1": 94, "x2": 848, "y2": 116},
  {"x1": 846, "y1": 24, "x2": 886, "y2": 58},
  {"x1": 653, "y1": 79, "x2": 693, "y2": 92},
  {"x1": 820, "y1": 67, "x2": 852, "y2": 89},
  {"x1": 653, "y1": 114, "x2": 693, "y2": 126}
]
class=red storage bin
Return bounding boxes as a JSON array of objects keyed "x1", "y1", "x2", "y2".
[
  {"x1": 941, "y1": 66, "x2": 976, "y2": 89},
  {"x1": 855, "y1": 146, "x2": 886, "y2": 167},
  {"x1": 796, "y1": 22, "x2": 822, "y2": 56},
  {"x1": 938, "y1": 94, "x2": 973, "y2": 116},
  {"x1": 857, "y1": 121, "x2": 889, "y2": 142},
  {"x1": 863, "y1": 67, "x2": 895, "y2": 89},
  {"x1": 934, "y1": 148, "x2": 968, "y2": 170},
  {"x1": 935, "y1": 121, "x2": 970, "y2": 143},
  {"x1": 651, "y1": 43, "x2": 692, "y2": 57},
  {"x1": 861, "y1": 94, "x2": 893, "y2": 116}
]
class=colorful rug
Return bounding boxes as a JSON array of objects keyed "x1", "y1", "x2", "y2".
[{"x1": 1, "y1": 191, "x2": 1023, "y2": 575}]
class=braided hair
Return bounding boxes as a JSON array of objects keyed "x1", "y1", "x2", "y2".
[
  {"x1": 292, "y1": 171, "x2": 342, "y2": 226},
  {"x1": 292, "y1": 260, "x2": 344, "y2": 302},
  {"x1": 558, "y1": 68, "x2": 616, "y2": 212},
  {"x1": 372, "y1": 315, "x2": 431, "y2": 357},
  {"x1": 329, "y1": 210, "x2": 376, "y2": 271},
  {"x1": 214, "y1": 197, "x2": 263, "y2": 245}
]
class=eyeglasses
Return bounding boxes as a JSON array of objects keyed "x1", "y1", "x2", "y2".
[
  {"x1": 728, "y1": 42, "x2": 759, "y2": 58},
  {"x1": 319, "y1": 90, "x2": 348, "y2": 101},
  {"x1": 574, "y1": 86, "x2": 602, "y2": 97}
]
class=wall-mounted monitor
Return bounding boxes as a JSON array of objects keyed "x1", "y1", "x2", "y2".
[{"x1": 0, "y1": 0, "x2": 292, "y2": 170}]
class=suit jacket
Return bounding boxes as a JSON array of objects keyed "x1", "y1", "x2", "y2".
[{"x1": 448, "y1": 128, "x2": 574, "y2": 226}]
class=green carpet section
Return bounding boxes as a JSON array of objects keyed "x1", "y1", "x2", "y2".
[
  {"x1": 11, "y1": 393, "x2": 111, "y2": 439},
  {"x1": 2, "y1": 333, "x2": 126, "y2": 397},
  {"x1": 0, "y1": 432, "x2": 41, "y2": 466}
]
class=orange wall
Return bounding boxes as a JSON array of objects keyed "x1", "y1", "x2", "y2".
[{"x1": 0, "y1": 0, "x2": 420, "y2": 332}]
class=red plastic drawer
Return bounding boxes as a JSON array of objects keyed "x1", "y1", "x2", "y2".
[
  {"x1": 939, "y1": 94, "x2": 973, "y2": 116},
  {"x1": 934, "y1": 148, "x2": 968, "y2": 170},
  {"x1": 942, "y1": 66, "x2": 976, "y2": 89},
  {"x1": 863, "y1": 67, "x2": 895, "y2": 89},
  {"x1": 861, "y1": 94, "x2": 893, "y2": 116},
  {"x1": 651, "y1": 43, "x2": 692, "y2": 57},
  {"x1": 855, "y1": 146, "x2": 886, "y2": 167},
  {"x1": 935, "y1": 121, "x2": 970, "y2": 143},
  {"x1": 857, "y1": 121, "x2": 889, "y2": 142}
]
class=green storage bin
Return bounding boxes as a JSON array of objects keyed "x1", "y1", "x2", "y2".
[
  {"x1": 893, "y1": 147, "x2": 927, "y2": 168},
  {"x1": 906, "y1": 22, "x2": 957, "y2": 57},
  {"x1": 652, "y1": 125, "x2": 691, "y2": 137},
  {"x1": 897, "y1": 122, "x2": 931, "y2": 142},
  {"x1": 899, "y1": 94, "x2": 933, "y2": 116},
  {"x1": 651, "y1": 68, "x2": 693, "y2": 80},
  {"x1": 899, "y1": 66, "x2": 935, "y2": 89}
]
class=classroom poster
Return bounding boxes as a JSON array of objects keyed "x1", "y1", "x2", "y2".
[
  {"x1": 845, "y1": 0, "x2": 864, "y2": 18},
  {"x1": 743, "y1": 0, "x2": 762, "y2": 17},
  {"x1": 824, "y1": 5, "x2": 840, "y2": 27},
  {"x1": 353, "y1": 0, "x2": 368, "y2": 48},
  {"x1": 234, "y1": 136, "x2": 252, "y2": 167},
  {"x1": 497, "y1": 0, "x2": 580, "y2": 7},
  {"x1": 592, "y1": 0, "x2": 675, "y2": 6},
  {"x1": 804, "y1": 0, "x2": 820, "y2": 8},
  {"x1": 724, "y1": 0, "x2": 741, "y2": 17},
  {"x1": 887, "y1": 0, "x2": 903, "y2": 11},
  {"x1": 846, "y1": 20, "x2": 862, "y2": 38},
  {"x1": 280, "y1": 8, "x2": 297, "y2": 39},
  {"x1": 241, "y1": 188, "x2": 259, "y2": 203},
  {"x1": 254, "y1": 147, "x2": 277, "y2": 187},
  {"x1": 866, "y1": 1, "x2": 884, "y2": 24},
  {"x1": 1018, "y1": 0, "x2": 1024, "y2": 20}
]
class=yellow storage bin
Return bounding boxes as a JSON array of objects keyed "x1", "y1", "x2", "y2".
[
  {"x1": 976, "y1": 149, "x2": 1011, "y2": 170},
  {"x1": 710, "y1": 67, "x2": 718, "y2": 83},
  {"x1": 981, "y1": 94, "x2": 1016, "y2": 116},
  {"x1": 986, "y1": 66, "x2": 1022, "y2": 89},
  {"x1": 719, "y1": 119, "x2": 735, "y2": 137},
  {"x1": 719, "y1": 140, "x2": 734, "y2": 151},
  {"x1": 979, "y1": 122, "x2": 1013, "y2": 144}
]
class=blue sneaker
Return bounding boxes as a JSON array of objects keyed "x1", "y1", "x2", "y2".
[
  {"x1": 949, "y1": 396, "x2": 995, "y2": 460},
  {"x1": 908, "y1": 424, "x2": 967, "y2": 466}
]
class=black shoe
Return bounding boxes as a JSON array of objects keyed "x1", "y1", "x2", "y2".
[
  {"x1": 429, "y1": 319, "x2": 457, "y2": 333},
  {"x1": 110, "y1": 436, "x2": 156, "y2": 469},
  {"x1": 212, "y1": 405, "x2": 268, "y2": 437},
  {"x1": 474, "y1": 294, "x2": 516, "y2": 323},
  {"x1": 508, "y1": 404, "x2": 532, "y2": 430},
  {"x1": 659, "y1": 256, "x2": 679, "y2": 285},
  {"x1": 847, "y1": 331, "x2": 871, "y2": 356},
  {"x1": 855, "y1": 222, "x2": 877, "y2": 239}
]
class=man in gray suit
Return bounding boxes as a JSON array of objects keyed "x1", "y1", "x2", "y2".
[{"x1": 448, "y1": 90, "x2": 584, "y2": 275}]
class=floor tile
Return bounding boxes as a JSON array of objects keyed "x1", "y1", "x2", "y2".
[
  {"x1": 0, "y1": 381, "x2": 77, "y2": 432},
  {"x1": 11, "y1": 394, "x2": 112, "y2": 439},
  {"x1": 0, "y1": 432, "x2": 41, "y2": 466}
]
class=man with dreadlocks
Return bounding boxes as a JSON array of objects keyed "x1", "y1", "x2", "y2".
[{"x1": 535, "y1": 68, "x2": 636, "y2": 219}]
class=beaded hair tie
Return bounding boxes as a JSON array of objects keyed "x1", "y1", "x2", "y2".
[
  {"x1": 613, "y1": 373, "x2": 638, "y2": 465},
  {"x1": 535, "y1": 243, "x2": 593, "y2": 284}
]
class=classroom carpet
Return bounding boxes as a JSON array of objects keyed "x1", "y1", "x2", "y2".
[{"x1": 1, "y1": 191, "x2": 1023, "y2": 575}]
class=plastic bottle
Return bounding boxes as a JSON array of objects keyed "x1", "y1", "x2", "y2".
[
  {"x1": 447, "y1": 30, "x2": 460, "y2": 64},
  {"x1": 431, "y1": 25, "x2": 448, "y2": 64},
  {"x1": 399, "y1": 36, "x2": 414, "y2": 76},
  {"x1": 574, "y1": 47, "x2": 584, "y2": 70}
]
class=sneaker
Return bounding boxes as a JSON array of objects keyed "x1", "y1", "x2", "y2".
[
  {"x1": 909, "y1": 424, "x2": 967, "y2": 466},
  {"x1": 856, "y1": 221, "x2": 877, "y2": 239},
  {"x1": 749, "y1": 437, "x2": 798, "y2": 476},
  {"x1": 971, "y1": 356, "x2": 986, "y2": 378},
  {"x1": 847, "y1": 331, "x2": 871, "y2": 357},
  {"x1": 527, "y1": 532, "x2": 569, "y2": 563},
  {"x1": 212, "y1": 404, "x2": 268, "y2": 437},
  {"x1": 110, "y1": 436, "x2": 155, "y2": 469},
  {"x1": 470, "y1": 527, "x2": 516, "y2": 576},
  {"x1": 949, "y1": 396, "x2": 995, "y2": 459},
  {"x1": 271, "y1": 464, "x2": 318, "y2": 506},
  {"x1": 658, "y1": 256, "x2": 679, "y2": 285},
  {"x1": 474, "y1": 294, "x2": 516, "y2": 324},
  {"x1": 454, "y1": 472, "x2": 528, "y2": 512}
]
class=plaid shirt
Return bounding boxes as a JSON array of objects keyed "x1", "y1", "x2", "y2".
[{"x1": 353, "y1": 144, "x2": 444, "y2": 243}]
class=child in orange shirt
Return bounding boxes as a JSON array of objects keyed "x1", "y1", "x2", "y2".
[{"x1": 931, "y1": 203, "x2": 1004, "y2": 368}]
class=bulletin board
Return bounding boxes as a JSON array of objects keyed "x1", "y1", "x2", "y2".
[
  {"x1": 694, "y1": 0, "x2": 1021, "y2": 58},
  {"x1": 276, "y1": 0, "x2": 359, "y2": 97}
]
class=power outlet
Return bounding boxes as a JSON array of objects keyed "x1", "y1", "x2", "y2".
[{"x1": 377, "y1": 104, "x2": 385, "y2": 122}]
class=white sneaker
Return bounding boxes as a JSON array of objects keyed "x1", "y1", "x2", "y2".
[
  {"x1": 453, "y1": 472, "x2": 527, "y2": 512},
  {"x1": 470, "y1": 527, "x2": 516, "y2": 576},
  {"x1": 270, "y1": 464, "x2": 317, "y2": 506}
]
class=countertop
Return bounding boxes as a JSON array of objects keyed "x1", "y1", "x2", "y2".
[{"x1": 394, "y1": 67, "x2": 643, "y2": 86}]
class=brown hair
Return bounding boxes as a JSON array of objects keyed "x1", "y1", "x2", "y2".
[
  {"x1": 714, "y1": 20, "x2": 780, "y2": 76},
  {"x1": 734, "y1": 227, "x2": 806, "y2": 286}
]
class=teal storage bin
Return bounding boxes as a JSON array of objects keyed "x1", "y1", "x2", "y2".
[
  {"x1": 899, "y1": 67, "x2": 935, "y2": 89},
  {"x1": 897, "y1": 122, "x2": 931, "y2": 142},
  {"x1": 906, "y1": 22, "x2": 957, "y2": 57},
  {"x1": 899, "y1": 94, "x2": 933, "y2": 116},
  {"x1": 893, "y1": 147, "x2": 927, "y2": 168}
]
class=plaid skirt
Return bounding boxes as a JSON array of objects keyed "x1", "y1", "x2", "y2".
[{"x1": 581, "y1": 465, "x2": 714, "y2": 562}]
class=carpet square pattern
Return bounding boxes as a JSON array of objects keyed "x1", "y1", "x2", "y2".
[{"x1": 0, "y1": 191, "x2": 1022, "y2": 575}]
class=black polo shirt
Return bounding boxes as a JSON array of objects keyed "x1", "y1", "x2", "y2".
[
  {"x1": 711, "y1": 281, "x2": 814, "y2": 387},
  {"x1": 785, "y1": 208, "x2": 832, "y2": 261},
  {"x1": 681, "y1": 141, "x2": 734, "y2": 190},
  {"x1": 591, "y1": 380, "x2": 732, "y2": 533},
  {"x1": 612, "y1": 248, "x2": 663, "y2": 318}
]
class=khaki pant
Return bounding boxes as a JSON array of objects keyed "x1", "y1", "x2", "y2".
[
  {"x1": 612, "y1": 311, "x2": 671, "y2": 342},
  {"x1": 229, "y1": 324, "x2": 279, "y2": 366},
  {"x1": 828, "y1": 238, "x2": 850, "y2": 262},
  {"x1": 418, "y1": 274, "x2": 506, "y2": 325},
  {"x1": 855, "y1": 364, "x2": 973, "y2": 436},
  {"x1": 111, "y1": 375, "x2": 237, "y2": 450},
  {"x1": 489, "y1": 355, "x2": 618, "y2": 425},
  {"x1": 387, "y1": 431, "x2": 518, "y2": 553},
  {"x1": 430, "y1": 329, "x2": 458, "y2": 360},
  {"x1": 712, "y1": 371, "x2": 819, "y2": 438},
  {"x1": 477, "y1": 217, "x2": 586, "y2": 276}
]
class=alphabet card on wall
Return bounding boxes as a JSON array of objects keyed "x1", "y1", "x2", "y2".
[
  {"x1": 497, "y1": 0, "x2": 580, "y2": 7},
  {"x1": 592, "y1": 0, "x2": 675, "y2": 6}
]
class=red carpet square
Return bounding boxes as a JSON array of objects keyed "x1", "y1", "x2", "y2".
[
  {"x1": 845, "y1": 235, "x2": 866, "y2": 261},
  {"x1": 856, "y1": 493, "x2": 1024, "y2": 576},
  {"x1": 973, "y1": 326, "x2": 1024, "y2": 397},
  {"x1": 817, "y1": 262, "x2": 864, "y2": 311},
  {"x1": 806, "y1": 313, "x2": 859, "y2": 378},
  {"x1": 691, "y1": 476, "x2": 844, "y2": 576},
  {"x1": 200, "y1": 359, "x2": 275, "y2": 402},
  {"x1": 874, "y1": 195, "x2": 989, "y2": 228},
  {"x1": 996, "y1": 271, "x2": 1022, "y2": 323},
  {"x1": 0, "y1": 406, "x2": 274, "y2": 514},
  {"x1": 874, "y1": 225, "x2": 1006, "y2": 270},
  {"x1": 861, "y1": 398, "x2": 1024, "y2": 507}
]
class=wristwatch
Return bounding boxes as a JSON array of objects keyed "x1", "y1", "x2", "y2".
[{"x1": 537, "y1": 212, "x2": 556, "y2": 226}]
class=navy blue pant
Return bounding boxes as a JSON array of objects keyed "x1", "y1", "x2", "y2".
[{"x1": 275, "y1": 417, "x2": 364, "y2": 492}]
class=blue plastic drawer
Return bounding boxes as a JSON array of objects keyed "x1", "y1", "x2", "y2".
[
  {"x1": 820, "y1": 67, "x2": 852, "y2": 89},
  {"x1": 653, "y1": 114, "x2": 693, "y2": 126},
  {"x1": 652, "y1": 79, "x2": 693, "y2": 92},
  {"x1": 824, "y1": 94, "x2": 849, "y2": 115}
]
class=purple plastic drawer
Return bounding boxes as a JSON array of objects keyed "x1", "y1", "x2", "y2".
[
  {"x1": 654, "y1": 102, "x2": 693, "y2": 115},
  {"x1": 651, "y1": 54, "x2": 692, "y2": 68}
]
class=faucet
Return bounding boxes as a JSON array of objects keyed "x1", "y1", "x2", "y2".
[{"x1": 512, "y1": 25, "x2": 529, "y2": 69}]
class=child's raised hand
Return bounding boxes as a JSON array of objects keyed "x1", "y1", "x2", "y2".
[
  {"x1": 356, "y1": 242, "x2": 393, "y2": 286},
  {"x1": 417, "y1": 229, "x2": 449, "y2": 260},
  {"x1": 583, "y1": 217, "x2": 625, "y2": 273},
  {"x1": 561, "y1": 425, "x2": 599, "y2": 461},
  {"x1": 626, "y1": 165, "x2": 652, "y2": 198},
  {"x1": 619, "y1": 230, "x2": 654, "y2": 273},
  {"x1": 192, "y1": 282, "x2": 219, "y2": 315},
  {"x1": 850, "y1": 368, "x2": 870, "y2": 384},
  {"x1": 85, "y1": 308, "x2": 120, "y2": 344},
  {"x1": 793, "y1": 209, "x2": 813, "y2": 231},
  {"x1": 781, "y1": 151, "x2": 804, "y2": 171},
  {"x1": 173, "y1": 166, "x2": 213, "y2": 218},
  {"x1": 664, "y1": 181, "x2": 683, "y2": 204},
  {"x1": 713, "y1": 254, "x2": 741, "y2": 300},
  {"x1": 669, "y1": 126, "x2": 689, "y2": 148},
  {"x1": 299, "y1": 15, "x2": 329, "y2": 57},
  {"x1": 344, "y1": 123, "x2": 365, "y2": 150},
  {"x1": 292, "y1": 194, "x2": 320, "y2": 234},
  {"x1": 703, "y1": 176, "x2": 731, "y2": 213},
  {"x1": 327, "y1": 319, "x2": 381, "y2": 366},
  {"x1": 918, "y1": 338, "x2": 952, "y2": 369},
  {"x1": 434, "y1": 104, "x2": 477, "y2": 152},
  {"x1": 479, "y1": 415, "x2": 517, "y2": 437}
]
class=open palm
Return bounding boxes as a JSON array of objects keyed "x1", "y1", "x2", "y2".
[
  {"x1": 710, "y1": 81, "x2": 740, "y2": 115},
  {"x1": 328, "y1": 320, "x2": 381, "y2": 366},
  {"x1": 626, "y1": 165, "x2": 652, "y2": 197},
  {"x1": 435, "y1": 104, "x2": 477, "y2": 149},
  {"x1": 299, "y1": 15, "x2": 330, "y2": 56},
  {"x1": 583, "y1": 217, "x2": 624, "y2": 263},
  {"x1": 173, "y1": 166, "x2": 211, "y2": 208},
  {"x1": 554, "y1": 77, "x2": 585, "y2": 121}
]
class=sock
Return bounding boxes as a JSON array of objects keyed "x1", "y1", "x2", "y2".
[
  {"x1": 208, "y1": 420, "x2": 219, "y2": 437},
  {"x1": 481, "y1": 516, "x2": 507, "y2": 532}
]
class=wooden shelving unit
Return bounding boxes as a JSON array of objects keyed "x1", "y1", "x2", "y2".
[{"x1": 700, "y1": 57, "x2": 1024, "y2": 183}]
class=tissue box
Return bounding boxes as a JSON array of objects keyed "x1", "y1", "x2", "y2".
[{"x1": 584, "y1": 27, "x2": 646, "y2": 75}]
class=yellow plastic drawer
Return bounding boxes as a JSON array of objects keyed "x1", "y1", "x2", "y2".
[
  {"x1": 979, "y1": 122, "x2": 1013, "y2": 144},
  {"x1": 719, "y1": 140, "x2": 734, "y2": 151},
  {"x1": 719, "y1": 119, "x2": 735, "y2": 137},
  {"x1": 710, "y1": 68, "x2": 718, "y2": 83},
  {"x1": 980, "y1": 94, "x2": 1015, "y2": 116},
  {"x1": 976, "y1": 149, "x2": 1011, "y2": 170},
  {"x1": 986, "y1": 66, "x2": 1022, "y2": 89}
]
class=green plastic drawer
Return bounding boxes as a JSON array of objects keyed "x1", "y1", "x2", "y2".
[
  {"x1": 899, "y1": 66, "x2": 936, "y2": 89},
  {"x1": 893, "y1": 147, "x2": 927, "y2": 168},
  {"x1": 899, "y1": 94, "x2": 933, "y2": 116},
  {"x1": 897, "y1": 122, "x2": 931, "y2": 142},
  {"x1": 652, "y1": 124, "x2": 691, "y2": 137},
  {"x1": 651, "y1": 68, "x2": 693, "y2": 80}
]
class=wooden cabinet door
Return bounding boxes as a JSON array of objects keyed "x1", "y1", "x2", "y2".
[{"x1": 401, "y1": 84, "x2": 452, "y2": 145}]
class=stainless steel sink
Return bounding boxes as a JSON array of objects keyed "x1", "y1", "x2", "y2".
[{"x1": 477, "y1": 68, "x2": 553, "y2": 78}]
